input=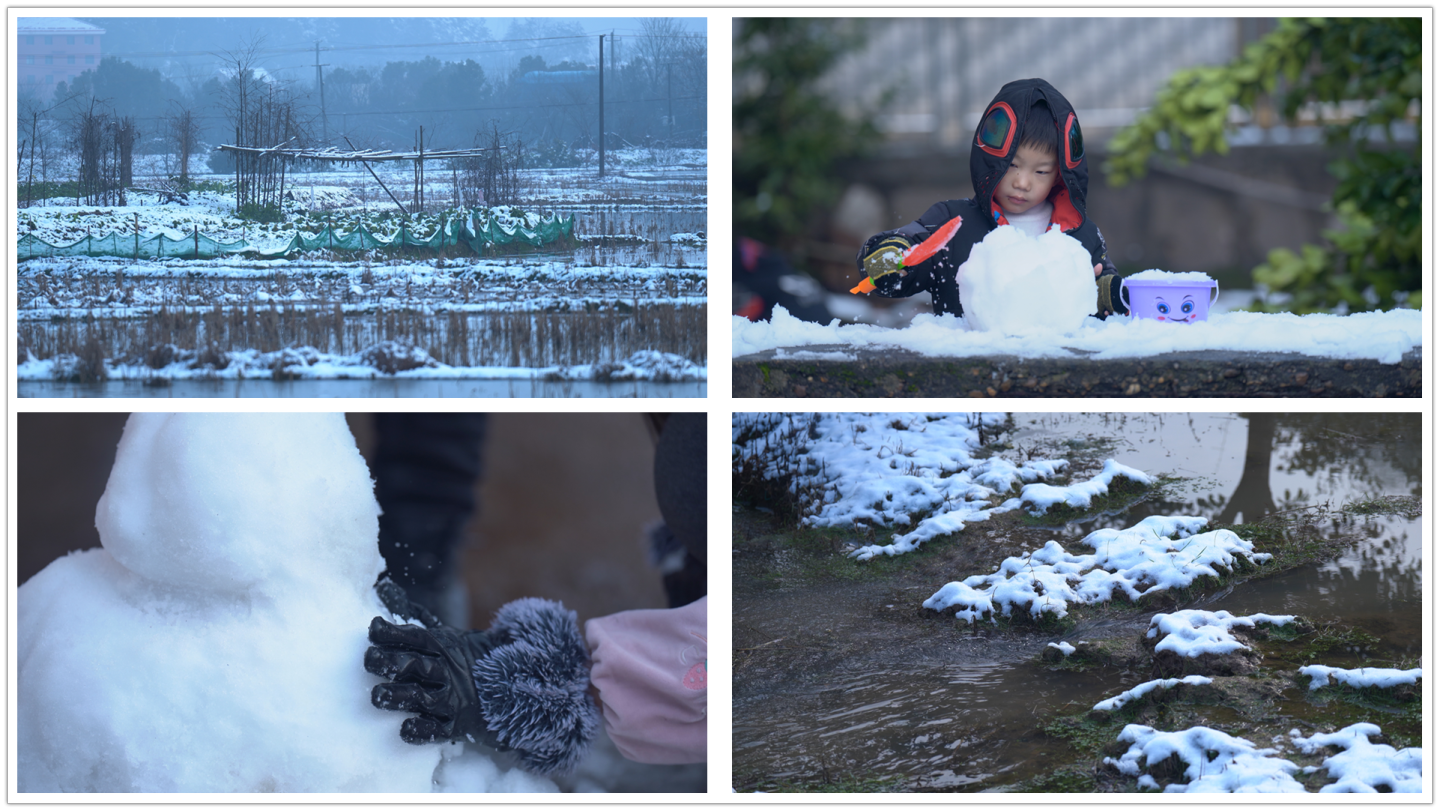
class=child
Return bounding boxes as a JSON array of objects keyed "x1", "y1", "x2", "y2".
[{"x1": 857, "y1": 78, "x2": 1127, "y2": 318}]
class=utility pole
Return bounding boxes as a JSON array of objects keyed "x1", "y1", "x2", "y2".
[
  {"x1": 667, "y1": 62, "x2": 673, "y2": 142},
  {"x1": 314, "y1": 42, "x2": 329, "y2": 147},
  {"x1": 598, "y1": 34, "x2": 605, "y2": 178}
]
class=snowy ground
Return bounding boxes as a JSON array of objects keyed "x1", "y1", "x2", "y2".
[
  {"x1": 16, "y1": 149, "x2": 707, "y2": 388},
  {"x1": 733, "y1": 412, "x2": 1422, "y2": 793}
]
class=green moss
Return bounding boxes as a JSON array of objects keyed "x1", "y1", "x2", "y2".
[
  {"x1": 1341, "y1": 494, "x2": 1421, "y2": 519},
  {"x1": 1011, "y1": 768, "x2": 1098, "y2": 793}
]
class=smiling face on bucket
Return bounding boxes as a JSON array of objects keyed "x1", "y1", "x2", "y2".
[
  {"x1": 1154, "y1": 294, "x2": 1200, "y2": 322},
  {"x1": 994, "y1": 143, "x2": 1059, "y2": 217}
]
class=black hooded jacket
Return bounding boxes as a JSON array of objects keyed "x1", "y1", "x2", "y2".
[{"x1": 857, "y1": 78, "x2": 1125, "y2": 317}]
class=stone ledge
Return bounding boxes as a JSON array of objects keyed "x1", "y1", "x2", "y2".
[{"x1": 733, "y1": 348, "x2": 1422, "y2": 398}]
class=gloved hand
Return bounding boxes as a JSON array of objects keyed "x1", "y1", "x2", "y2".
[
  {"x1": 1095, "y1": 270, "x2": 1127, "y2": 318},
  {"x1": 366, "y1": 591, "x2": 600, "y2": 775},
  {"x1": 860, "y1": 235, "x2": 913, "y2": 283},
  {"x1": 365, "y1": 616, "x2": 497, "y2": 746}
]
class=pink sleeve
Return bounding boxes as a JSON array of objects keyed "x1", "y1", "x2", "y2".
[{"x1": 584, "y1": 596, "x2": 706, "y2": 764}]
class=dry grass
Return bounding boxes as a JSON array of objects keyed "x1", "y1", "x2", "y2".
[{"x1": 21, "y1": 301, "x2": 707, "y2": 370}]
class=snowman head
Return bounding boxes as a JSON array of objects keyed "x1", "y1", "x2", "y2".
[{"x1": 96, "y1": 413, "x2": 383, "y2": 596}]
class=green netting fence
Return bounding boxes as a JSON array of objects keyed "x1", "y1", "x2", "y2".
[{"x1": 18, "y1": 211, "x2": 575, "y2": 261}]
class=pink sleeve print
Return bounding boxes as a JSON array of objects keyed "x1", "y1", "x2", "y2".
[{"x1": 585, "y1": 596, "x2": 707, "y2": 764}]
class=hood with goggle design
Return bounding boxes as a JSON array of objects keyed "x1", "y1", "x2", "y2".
[{"x1": 971, "y1": 78, "x2": 1088, "y2": 230}]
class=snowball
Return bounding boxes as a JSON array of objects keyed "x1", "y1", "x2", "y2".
[
  {"x1": 19, "y1": 413, "x2": 554, "y2": 793},
  {"x1": 955, "y1": 225, "x2": 1097, "y2": 335}
]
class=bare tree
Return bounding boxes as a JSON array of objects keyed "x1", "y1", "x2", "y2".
[
  {"x1": 71, "y1": 99, "x2": 135, "y2": 206},
  {"x1": 19, "y1": 93, "x2": 80, "y2": 207},
  {"x1": 458, "y1": 122, "x2": 522, "y2": 209},
  {"x1": 637, "y1": 19, "x2": 707, "y2": 144},
  {"x1": 166, "y1": 101, "x2": 202, "y2": 186},
  {"x1": 216, "y1": 35, "x2": 312, "y2": 217}
]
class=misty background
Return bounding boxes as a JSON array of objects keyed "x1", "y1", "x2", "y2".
[{"x1": 18, "y1": 16, "x2": 707, "y2": 172}]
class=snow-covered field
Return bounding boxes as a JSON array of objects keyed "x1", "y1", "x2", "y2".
[
  {"x1": 16, "y1": 149, "x2": 707, "y2": 389},
  {"x1": 735, "y1": 227, "x2": 1420, "y2": 365}
]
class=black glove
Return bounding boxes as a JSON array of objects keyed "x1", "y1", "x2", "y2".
[
  {"x1": 366, "y1": 592, "x2": 599, "y2": 776},
  {"x1": 859, "y1": 235, "x2": 913, "y2": 283},
  {"x1": 1096, "y1": 269, "x2": 1128, "y2": 318},
  {"x1": 365, "y1": 617, "x2": 497, "y2": 744}
]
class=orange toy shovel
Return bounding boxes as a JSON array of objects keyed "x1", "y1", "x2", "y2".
[{"x1": 850, "y1": 215, "x2": 964, "y2": 294}]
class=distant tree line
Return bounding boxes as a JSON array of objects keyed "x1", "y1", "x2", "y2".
[{"x1": 16, "y1": 18, "x2": 705, "y2": 197}]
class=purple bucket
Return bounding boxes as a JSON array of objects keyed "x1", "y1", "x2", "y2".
[{"x1": 1121, "y1": 275, "x2": 1219, "y2": 323}]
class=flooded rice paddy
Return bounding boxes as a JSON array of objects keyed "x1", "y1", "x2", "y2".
[{"x1": 732, "y1": 412, "x2": 1421, "y2": 792}]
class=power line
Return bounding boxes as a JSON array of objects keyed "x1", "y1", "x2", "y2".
[
  {"x1": 100, "y1": 31, "x2": 704, "y2": 62},
  {"x1": 107, "y1": 94, "x2": 706, "y2": 126}
]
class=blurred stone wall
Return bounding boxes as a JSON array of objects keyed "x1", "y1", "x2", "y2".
[{"x1": 817, "y1": 142, "x2": 1341, "y2": 294}]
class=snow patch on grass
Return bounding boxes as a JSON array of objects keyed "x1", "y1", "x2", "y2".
[
  {"x1": 1105, "y1": 725, "x2": 1307, "y2": 793},
  {"x1": 1290, "y1": 723, "x2": 1423, "y2": 793},
  {"x1": 1092, "y1": 675, "x2": 1213, "y2": 712},
  {"x1": 1146, "y1": 609, "x2": 1295, "y2": 657},
  {"x1": 1298, "y1": 665, "x2": 1422, "y2": 691},
  {"x1": 923, "y1": 516, "x2": 1269, "y2": 622}
]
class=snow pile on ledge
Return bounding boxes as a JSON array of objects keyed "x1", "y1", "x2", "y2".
[
  {"x1": 1298, "y1": 665, "x2": 1422, "y2": 691},
  {"x1": 923, "y1": 516, "x2": 1270, "y2": 622},
  {"x1": 1147, "y1": 609, "x2": 1295, "y2": 656},
  {"x1": 1290, "y1": 723, "x2": 1423, "y2": 793},
  {"x1": 733, "y1": 305, "x2": 1421, "y2": 365},
  {"x1": 1105, "y1": 725, "x2": 1306, "y2": 792},
  {"x1": 1092, "y1": 676, "x2": 1213, "y2": 712}
]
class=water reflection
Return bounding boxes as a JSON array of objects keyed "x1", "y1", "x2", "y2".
[{"x1": 18, "y1": 377, "x2": 707, "y2": 399}]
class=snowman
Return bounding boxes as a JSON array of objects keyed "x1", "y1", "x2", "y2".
[
  {"x1": 17, "y1": 413, "x2": 556, "y2": 792},
  {"x1": 956, "y1": 225, "x2": 1097, "y2": 335}
]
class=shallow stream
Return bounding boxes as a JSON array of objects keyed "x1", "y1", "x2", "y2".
[{"x1": 732, "y1": 412, "x2": 1421, "y2": 791}]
